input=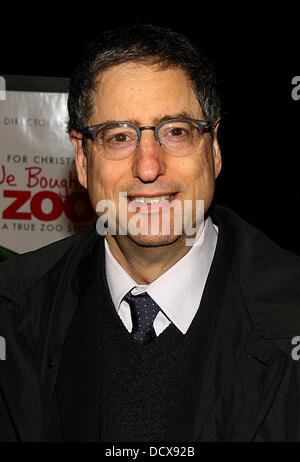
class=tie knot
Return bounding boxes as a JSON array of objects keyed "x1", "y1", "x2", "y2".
[{"x1": 123, "y1": 291, "x2": 160, "y2": 344}]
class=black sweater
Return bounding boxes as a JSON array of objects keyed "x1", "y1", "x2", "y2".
[{"x1": 100, "y1": 295, "x2": 191, "y2": 442}]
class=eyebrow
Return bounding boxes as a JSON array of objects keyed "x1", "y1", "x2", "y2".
[
  {"x1": 152, "y1": 112, "x2": 192, "y2": 125},
  {"x1": 102, "y1": 112, "x2": 193, "y2": 127}
]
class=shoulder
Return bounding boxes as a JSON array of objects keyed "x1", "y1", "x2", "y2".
[
  {"x1": 211, "y1": 205, "x2": 300, "y2": 339},
  {"x1": 0, "y1": 225, "x2": 100, "y2": 301}
]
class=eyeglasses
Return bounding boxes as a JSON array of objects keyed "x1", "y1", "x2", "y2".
[{"x1": 81, "y1": 117, "x2": 211, "y2": 160}]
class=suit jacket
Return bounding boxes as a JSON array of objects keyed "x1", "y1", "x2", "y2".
[{"x1": 1, "y1": 204, "x2": 300, "y2": 442}]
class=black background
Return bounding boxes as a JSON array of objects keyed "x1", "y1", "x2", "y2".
[{"x1": 1, "y1": 5, "x2": 300, "y2": 254}]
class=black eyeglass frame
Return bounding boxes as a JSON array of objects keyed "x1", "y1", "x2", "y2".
[{"x1": 81, "y1": 117, "x2": 212, "y2": 147}]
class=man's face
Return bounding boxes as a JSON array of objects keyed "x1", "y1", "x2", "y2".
[{"x1": 73, "y1": 62, "x2": 221, "y2": 247}]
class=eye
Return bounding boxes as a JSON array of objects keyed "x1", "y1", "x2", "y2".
[
  {"x1": 168, "y1": 127, "x2": 187, "y2": 137},
  {"x1": 98, "y1": 126, "x2": 137, "y2": 147},
  {"x1": 158, "y1": 121, "x2": 193, "y2": 141},
  {"x1": 111, "y1": 133, "x2": 131, "y2": 143}
]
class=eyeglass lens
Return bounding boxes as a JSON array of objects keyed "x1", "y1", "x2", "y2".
[{"x1": 93, "y1": 120, "x2": 203, "y2": 159}]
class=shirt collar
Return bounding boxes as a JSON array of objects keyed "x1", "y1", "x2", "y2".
[{"x1": 104, "y1": 217, "x2": 218, "y2": 334}]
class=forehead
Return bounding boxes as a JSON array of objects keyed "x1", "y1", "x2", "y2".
[{"x1": 90, "y1": 62, "x2": 204, "y2": 124}]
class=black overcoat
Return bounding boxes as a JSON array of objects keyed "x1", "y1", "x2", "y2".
[{"x1": 1, "y1": 205, "x2": 300, "y2": 442}]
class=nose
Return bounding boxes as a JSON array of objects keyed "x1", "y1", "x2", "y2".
[{"x1": 131, "y1": 131, "x2": 166, "y2": 182}]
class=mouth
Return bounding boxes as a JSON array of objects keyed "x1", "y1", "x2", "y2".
[{"x1": 127, "y1": 192, "x2": 178, "y2": 205}]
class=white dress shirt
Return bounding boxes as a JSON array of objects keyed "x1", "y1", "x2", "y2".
[{"x1": 104, "y1": 217, "x2": 218, "y2": 336}]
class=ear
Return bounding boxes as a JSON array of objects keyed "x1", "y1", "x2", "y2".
[
  {"x1": 211, "y1": 117, "x2": 222, "y2": 179},
  {"x1": 70, "y1": 130, "x2": 88, "y2": 189}
]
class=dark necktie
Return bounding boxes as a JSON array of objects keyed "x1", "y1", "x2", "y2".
[{"x1": 123, "y1": 291, "x2": 161, "y2": 345}]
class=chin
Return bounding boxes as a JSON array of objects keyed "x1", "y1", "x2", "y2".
[{"x1": 128, "y1": 232, "x2": 181, "y2": 248}]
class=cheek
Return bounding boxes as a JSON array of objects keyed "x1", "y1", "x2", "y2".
[
  {"x1": 85, "y1": 156, "x2": 106, "y2": 204},
  {"x1": 86, "y1": 156, "x2": 125, "y2": 204},
  {"x1": 188, "y1": 150, "x2": 216, "y2": 197}
]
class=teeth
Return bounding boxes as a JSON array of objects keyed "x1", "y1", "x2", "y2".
[{"x1": 130, "y1": 194, "x2": 175, "y2": 204}]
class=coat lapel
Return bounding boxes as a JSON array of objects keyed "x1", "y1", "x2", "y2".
[
  {"x1": 54, "y1": 239, "x2": 103, "y2": 441},
  {"x1": 195, "y1": 336, "x2": 288, "y2": 441},
  {"x1": 167, "y1": 208, "x2": 289, "y2": 442}
]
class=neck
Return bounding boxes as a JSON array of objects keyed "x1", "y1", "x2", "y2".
[{"x1": 105, "y1": 226, "x2": 204, "y2": 284}]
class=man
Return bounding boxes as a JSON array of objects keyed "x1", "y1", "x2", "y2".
[{"x1": 1, "y1": 24, "x2": 300, "y2": 442}]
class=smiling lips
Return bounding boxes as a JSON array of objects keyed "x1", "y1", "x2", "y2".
[
  {"x1": 126, "y1": 193, "x2": 180, "y2": 214},
  {"x1": 128, "y1": 193, "x2": 177, "y2": 204}
]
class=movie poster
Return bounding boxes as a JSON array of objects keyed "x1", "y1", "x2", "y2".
[{"x1": 0, "y1": 81, "x2": 95, "y2": 256}]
